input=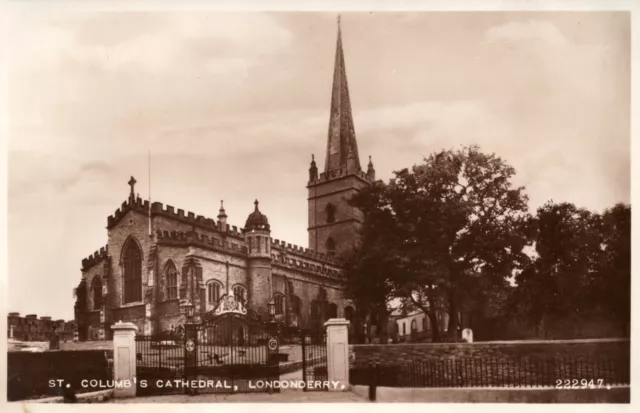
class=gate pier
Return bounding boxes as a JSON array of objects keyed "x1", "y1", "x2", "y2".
[{"x1": 325, "y1": 318, "x2": 350, "y2": 391}]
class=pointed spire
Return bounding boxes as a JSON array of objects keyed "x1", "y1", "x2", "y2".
[
  {"x1": 325, "y1": 16, "x2": 361, "y2": 174},
  {"x1": 367, "y1": 155, "x2": 376, "y2": 180},
  {"x1": 218, "y1": 200, "x2": 227, "y2": 219},
  {"x1": 309, "y1": 154, "x2": 318, "y2": 182}
]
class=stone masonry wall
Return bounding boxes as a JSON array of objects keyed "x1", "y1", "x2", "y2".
[{"x1": 350, "y1": 339, "x2": 630, "y2": 367}]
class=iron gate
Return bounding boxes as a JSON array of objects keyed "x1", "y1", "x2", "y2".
[
  {"x1": 135, "y1": 327, "x2": 186, "y2": 396},
  {"x1": 300, "y1": 329, "x2": 328, "y2": 391},
  {"x1": 135, "y1": 295, "x2": 280, "y2": 396},
  {"x1": 185, "y1": 295, "x2": 280, "y2": 394}
]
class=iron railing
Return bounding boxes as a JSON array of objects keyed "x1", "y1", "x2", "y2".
[{"x1": 350, "y1": 356, "x2": 630, "y2": 388}]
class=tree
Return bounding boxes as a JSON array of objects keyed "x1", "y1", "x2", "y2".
[
  {"x1": 345, "y1": 145, "x2": 531, "y2": 340},
  {"x1": 592, "y1": 203, "x2": 631, "y2": 335},
  {"x1": 513, "y1": 202, "x2": 603, "y2": 336}
]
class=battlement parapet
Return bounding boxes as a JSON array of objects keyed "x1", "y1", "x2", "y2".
[
  {"x1": 308, "y1": 167, "x2": 372, "y2": 186},
  {"x1": 271, "y1": 252, "x2": 342, "y2": 279},
  {"x1": 270, "y1": 238, "x2": 342, "y2": 266},
  {"x1": 81, "y1": 245, "x2": 109, "y2": 271},
  {"x1": 155, "y1": 229, "x2": 248, "y2": 255},
  {"x1": 108, "y1": 198, "x2": 245, "y2": 239}
]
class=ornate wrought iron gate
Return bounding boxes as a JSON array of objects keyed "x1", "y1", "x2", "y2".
[
  {"x1": 135, "y1": 295, "x2": 280, "y2": 396},
  {"x1": 185, "y1": 294, "x2": 280, "y2": 394},
  {"x1": 300, "y1": 329, "x2": 328, "y2": 392}
]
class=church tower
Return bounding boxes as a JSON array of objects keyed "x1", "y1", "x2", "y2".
[{"x1": 308, "y1": 18, "x2": 374, "y2": 256}]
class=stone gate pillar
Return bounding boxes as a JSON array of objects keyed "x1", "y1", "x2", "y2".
[
  {"x1": 111, "y1": 321, "x2": 138, "y2": 398},
  {"x1": 325, "y1": 318, "x2": 350, "y2": 391}
]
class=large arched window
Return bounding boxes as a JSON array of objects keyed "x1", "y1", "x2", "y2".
[
  {"x1": 326, "y1": 237, "x2": 336, "y2": 256},
  {"x1": 233, "y1": 285, "x2": 247, "y2": 305},
  {"x1": 164, "y1": 261, "x2": 178, "y2": 300},
  {"x1": 122, "y1": 238, "x2": 142, "y2": 304},
  {"x1": 274, "y1": 294, "x2": 284, "y2": 315},
  {"x1": 325, "y1": 203, "x2": 336, "y2": 223},
  {"x1": 411, "y1": 319, "x2": 418, "y2": 332},
  {"x1": 91, "y1": 276, "x2": 103, "y2": 311},
  {"x1": 208, "y1": 281, "x2": 222, "y2": 305}
]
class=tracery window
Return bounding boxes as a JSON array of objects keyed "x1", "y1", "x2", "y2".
[
  {"x1": 122, "y1": 238, "x2": 142, "y2": 304},
  {"x1": 165, "y1": 261, "x2": 178, "y2": 300},
  {"x1": 274, "y1": 294, "x2": 284, "y2": 315},
  {"x1": 91, "y1": 276, "x2": 102, "y2": 310},
  {"x1": 233, "y1": 285, "x2": 247, "y2": 305},
  {"x1": 207, "y1": 281, "x2": 222, "y2": 305}
]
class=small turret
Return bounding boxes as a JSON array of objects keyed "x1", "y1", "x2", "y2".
[
  {"x1": 244, "y1": 200, "x2": 271, "y2": 258},
  {"x1": 309, "y1": 154, "x2": 318, "y2": 182},
  {"x1": 217, "y1": 200, "x2": 228, "y2": 232},
  {"x1": 367, "y1": 155, "x2": 375, "y2": 181}
]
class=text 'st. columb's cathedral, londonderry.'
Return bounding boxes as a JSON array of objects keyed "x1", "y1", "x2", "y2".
[{"x1": 73, "y1": 20, "x2": 375, "y2": 341}]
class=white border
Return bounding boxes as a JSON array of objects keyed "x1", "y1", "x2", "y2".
[{"x1": 0, "y1": 1, "x2": 637, "y2": 413}]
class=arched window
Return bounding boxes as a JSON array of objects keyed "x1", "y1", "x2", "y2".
[
  {"x1": 122, "y1": 238, "x2": 142, "y2": 304},
  {"x1": 402, "y1": 323, "x2": 406, "y2": 336},
  {"x1": 164, "y1": 261, "x2": 178, "y2": 300},
  {"x1": 274, "y1": 294, "x2": 284, "y2": 315},
  {"x1": 327, "y1": 303, "x2": 338, "y2": 319},
  {"x1": 326, "y1": 237, "x2": 336, "y2": 256},
  {"x1": 411, "y1": 319, "x2": 417, "y2": 332},
  {"x1": 325, "y1": 203, "x2": 336, "y2": 223},
  {"x1": 233, "y1": 285, "x2": 247, "y2": 305},
  {"x1": 344, "y1": 306, "x2": 354, "y2": 321},
  {"x1": 91, "y1": 276, "x2": 102, "y2": 311},
  {"x1": 207, "y1": 281, "x2": 222, "y2": 305},
  {"x1": 422, "y1": 317, "x2": 427, "y2": 331}
]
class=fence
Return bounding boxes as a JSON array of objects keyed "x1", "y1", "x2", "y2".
[
  {"x1": 350, "y1": 356, "x2": 630, "y2": 389},
  {"x1": 135, "y1": 335, "x2": 186, "y2": 396}
]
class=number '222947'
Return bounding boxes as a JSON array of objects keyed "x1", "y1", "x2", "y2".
[{"x1": 556, "y1": 379, "x2": 604, "y2": 389}]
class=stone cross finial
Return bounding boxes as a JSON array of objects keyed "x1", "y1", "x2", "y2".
[{"x1": 128, "y1": 176, "x2": 137, "y2": 195}]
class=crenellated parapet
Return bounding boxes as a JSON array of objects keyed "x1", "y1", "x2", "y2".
[
  {"x1": 106, "y1": 197, "x2": 245, "y2": 239},
  {"x1": 81, "y1": 245, "x2": 109, "y2": 271},
  {"x1": 270, "y1": 239, "x2": 342, "y2": 280},
  {"x1": 155, "y1": 229, "x2": 248, "y2": 255},
  {"x1": 270, "y1": 238, "x2": 342, "y2": 266},
  {"x1": 307, "y1": 166, "x2": 372, "y2": 186}
]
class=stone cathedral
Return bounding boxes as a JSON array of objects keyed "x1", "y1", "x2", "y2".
[{"x1": 74, "y1": 22, "x2": 375, "y2": 341}]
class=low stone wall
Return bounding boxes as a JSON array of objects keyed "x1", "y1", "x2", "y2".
[
  {"x1": 7, "y1": 349, "x2": 114, "y2": 401},
  {"x1": 351, "y1": 385, "x2": 630, "y2": 403},
  {"x1": 350, "y1": 338, "x2": 629, "y2": 367}
]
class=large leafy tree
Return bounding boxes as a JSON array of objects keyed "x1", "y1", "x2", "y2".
[
  {"x1": 344, "y1": 145, "x2": 531, "y2": 340},
  {"x1": 592, "y1": 203, "x2": 631, "y2": 334},
  {"x1": 513, "y1": 202, "x2": 603, "y2": 335}
]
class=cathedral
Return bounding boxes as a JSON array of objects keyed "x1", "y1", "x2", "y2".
[{"x1": 73, "y1": 21, "x2": 375, "y2": 341}]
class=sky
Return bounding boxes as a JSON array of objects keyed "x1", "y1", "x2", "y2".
[{"x1": 6, "y1": 11, "x2": 630, "y2": 320}]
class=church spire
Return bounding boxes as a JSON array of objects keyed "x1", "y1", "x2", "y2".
[{"x1": 325, "y1": 15, "x2": 361, "y2": 174}]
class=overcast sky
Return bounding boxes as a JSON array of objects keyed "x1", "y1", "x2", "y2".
[{"x1": 7, "y1": 11, "x2": 629, "y2": 320}]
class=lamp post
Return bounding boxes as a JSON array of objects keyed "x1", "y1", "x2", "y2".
[{"x1": 180, "y1": 301, "x2": 195, "y2": 324}]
